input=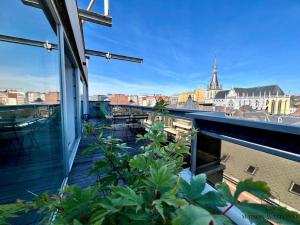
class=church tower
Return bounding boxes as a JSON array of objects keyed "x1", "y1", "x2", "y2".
[{"x1": 206, "y1": 59, "x2": 222, "y2": 99}]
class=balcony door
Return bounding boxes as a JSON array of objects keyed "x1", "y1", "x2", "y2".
[{"x1": 62, "y1": 45, "x2": 81, "y2": 173}]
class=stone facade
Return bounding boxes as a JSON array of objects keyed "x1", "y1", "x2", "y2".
[
  {"x1": 205, "y1": 61, "x2": 291, "y2": 115},
  {"x1": 209, "y1": 86, "x2": 291, "y2": 115}
]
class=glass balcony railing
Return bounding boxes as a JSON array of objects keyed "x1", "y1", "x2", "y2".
[{"x1": 0, "y1": 104, "x2": 64, "y2": 203}]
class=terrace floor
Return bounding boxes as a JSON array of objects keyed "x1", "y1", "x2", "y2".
[{"x1": 68, "y1": 118, "x2": 145, "y2": 188}]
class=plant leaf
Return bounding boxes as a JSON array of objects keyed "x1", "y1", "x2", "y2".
[
  {"x1": 234, "y1": 178, "x2": 271, "y2": 202},
  {"x1": 215, "y1": 182, "x2": 234, "y2": 203},
  {"x1": 172, "y1": 205, "x2": 214, "y2": 225},
  {"x1": 88, "y1": 160, "x2": 107, "y2": 176},
  {"x1": 153, "y1": 200, "x2": 165, "y2": 221},
  {"x1": 195, "y1": 191, "x2": 227, "y2": 208},
  {"x1": 129, "y1": 154, "x2": 148, "y2": 170},
  {"x1": 180, "y1": 174, "x2": 207, "y2": 201},
  {"x1": 82, "y1": 144, "x2": 101, "y2": 156},
  {"x1": 189, "y1": 174, "x2": 207, "y2": 200},
  {"x1": 213, "y1": 215, "x2": 234, "y2": 225},
  {"x1": 238, "y1": 202, "x2": 300, "y2": 225}
]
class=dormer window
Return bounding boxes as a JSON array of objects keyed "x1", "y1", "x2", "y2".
[
  {"x1": 220, "y1": 154, "x2": 230, "y2": 162},
  {"x1": 246, "y1": 165, "x2": 257, "y2": 175},
  {"x1": 289, "y1": 182, "x2": 300, "y2": 196}
]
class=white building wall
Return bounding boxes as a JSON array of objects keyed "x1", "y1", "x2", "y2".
[{"x1": 213, "y1": 95, "x2": 289, "y2": 112}]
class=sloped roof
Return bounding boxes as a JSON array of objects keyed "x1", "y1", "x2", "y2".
[
  {"x1": 183, "y1": 95, "x2": 198, "y2": 109},
  {"x1": 222, "y1": 141, "x2": 300, "y2": 211},
  {"x1": 215, "y1": 90, "x2": 229, "y2": 99},
  {"x1": 233, "y1": 85, "x2": 285, "y2": 97}
]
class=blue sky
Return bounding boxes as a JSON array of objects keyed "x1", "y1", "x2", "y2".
[
  {"x1": 1, "y1": 0, "x2": 300, "y2": 95},
  {"x1": 79, "y1": 0, "x2": 300, "y2": 95}
]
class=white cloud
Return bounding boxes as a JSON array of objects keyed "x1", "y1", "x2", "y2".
[
  {"x1": 0, "y1": 72, "x2": 209, "y2": 96},
  {"x1": 0, "y1": 73, "x2": 60, "y2": 92},
  {"x1": 88, "y1": 73, "x2": 189, "y2": 95}
]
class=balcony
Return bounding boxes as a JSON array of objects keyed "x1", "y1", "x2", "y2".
[
  {"x1": 68, "y1": 102, "x2": 299, "y2": 224},
  {"x1": 1, "y1": 98, "x2": 300, "y2": 224}
]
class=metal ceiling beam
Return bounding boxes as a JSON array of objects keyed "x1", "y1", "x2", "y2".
[
  {"x1": 21, "y1": 0, "x2": 40, "y2": 8},
  {"x1": 85, "y1": 49, "x2": 143, "y2": 63},
  {"x1": 0, "y1": 34, "x2": 143, "y2": 63},
  {"x1": 22, "y1": 0, "x2": 112, "y2": 27},
  {"x1": 77, "y1": 8, "x2": 112, "y2": 27},
  {"x1": 0, "y1": 34, "x2": 57, "y2": 50},
  {"x1": 81, "y1": 0, "x2": 97, "y2": 25},
  {"x1": 86, "y1": 0, "x2": 97, "y2": 12}
]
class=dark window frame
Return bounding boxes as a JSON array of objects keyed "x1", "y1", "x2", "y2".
[
  {"x1": 221, "y1": 154, "x2": 230, "y2": 162},
  {"x1": 246, "y1": 165, "x2": 257, "y2": 175},
  {"x1": 289, "y1": 182, "x2": 300, "y2": 196}
]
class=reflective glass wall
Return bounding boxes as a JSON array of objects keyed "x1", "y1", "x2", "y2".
[
  {"x1": 64, "y1": 48, "x2": 80, "y2": 168},
  {"x1": 0, "y1": 0, "x2": 64, "y2": 207}
]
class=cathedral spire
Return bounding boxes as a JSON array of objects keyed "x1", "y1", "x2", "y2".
[
  {"x1": 209, "y1": 59, "x2": 222, "y2": 90},
  {"x1": 214, "y1": 58, "x2": 217, "y2": 70}
]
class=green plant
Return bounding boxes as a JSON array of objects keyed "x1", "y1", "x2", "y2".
[{"x1": 1, "y1": 100, "x2": 300, "y2": 225}]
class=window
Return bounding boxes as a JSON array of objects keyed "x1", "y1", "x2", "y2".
[
  {"x1": 246, "y1": 165, "x2": 257, "y2": 175},
  {"x1": 221, "y1": 154, "x2": 230, "y2": 162},
  {"x1": 289, "y1": 182, "x2": 300, "y2": 196}
]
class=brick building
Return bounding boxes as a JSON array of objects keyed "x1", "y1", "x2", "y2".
[{"x1": 110, "y1": 94, "x2": 128, "y2": 105}]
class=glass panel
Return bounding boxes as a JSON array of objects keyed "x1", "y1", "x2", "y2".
[
  {"x1": 0, "y1": 2, "x2": 63, "y2": 222},
  {"x1": 64, "y1": 51, "x2": 78, "y2": 158},
  {"x1": 0, "y1": 0, "x2": 57, "y2": 41},
  {"x1": 79, "y1": 79, "x2": 84, "y2": 121}
]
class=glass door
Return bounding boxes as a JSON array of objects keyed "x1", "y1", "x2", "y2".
[{"x1": 64, "y1": 52, "x2": 79, "y2": 164}]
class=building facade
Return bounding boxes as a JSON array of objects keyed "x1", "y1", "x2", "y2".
[
  {"x1": 45, "y1": 91, "x2": 60, "y2": 104},
  {"x1": 0, "y1": 90, "x2": 26, "y2": 105},
  {"x1": 168, "y1": 95, "x2": 179, "y2": 106},
  {"x1": 178, "y1": 89, "x2": 205, "y2": 103},
  {"x1": 213, "y1": 86, "x2": 291, "y2": 114},
  {"x1": 110, "y1": 94, "x2": 129, "y2": 105},
  {"x1": 0, "y1": 91, "x2": 7, "y2": 105},
  {"x1": 178, "y1": 91, "x2": 194, "y2": 103},
  {"x1": 205, "y1": 61, "x2": 290, "y2": 115},
  {"x1": 194, "y1": 89, "x2": 206, "y2": 103},
  {"x1": 89, "y1": 94, "x2": 109, "y2": 102},
  {"x1": 26, "y1": 91, "x2": 45, "y2": 103}
]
